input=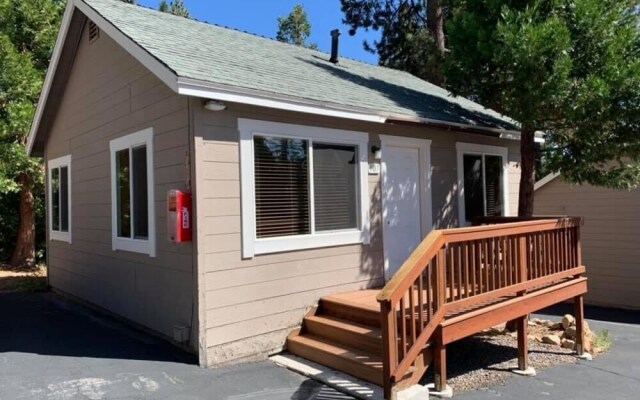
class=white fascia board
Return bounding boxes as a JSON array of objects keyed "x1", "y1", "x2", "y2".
[
  {"x1": 534, "y1": 173, "x2": 561, "y2": 191},
  {"x1": 177, "y1": 79, "x2": 387, "y2": 124},
  {"x1": 26, "y1": 0, "x2": 76, "y2": 156}
]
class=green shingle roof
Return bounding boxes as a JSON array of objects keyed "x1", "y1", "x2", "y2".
[{"x1": 83, "y1": 0, "x2": 518, "y2": 131}]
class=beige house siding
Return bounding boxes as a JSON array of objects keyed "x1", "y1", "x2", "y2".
[
  {"x1": 193, "y1": 102, "x2": 521, "y2": 366},
  {"x1": 45, "y1": 21, "x2": 195, "y2": 347},
  {"x1": 535, "y1": 179, "x2": 640, "y2": 310}
]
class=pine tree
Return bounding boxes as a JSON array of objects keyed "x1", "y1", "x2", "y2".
[
  {"x1": 0, "y1": 0, "x2": 64, "y2": 267},
  {"x1": 445, "y1": 0, "x2": 640, "y2": 215},
  {"x1": 276, "y1": 4, "x2": 318, "y2": 50},
  {"x1": 340, "y1": 0, "x2": 445, "y2": 84},
  {"x1": 158, "y1": 0, "x2": 190, "y2": 18}
]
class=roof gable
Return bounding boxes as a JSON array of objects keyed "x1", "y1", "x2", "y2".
[{"x1": 28, "y1": 0, "x2": 521, "y2": 156}]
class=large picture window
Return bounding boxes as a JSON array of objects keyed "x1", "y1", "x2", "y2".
[
  {"x1": 240, "y1": 119, "x2": 369, "y2": 258},
  {"x1": 110, "y1": 128, "x2": 155, "y2": 257},
  {"x1": 48, "y1": 155, "x2": 72, "y2": 243},
  {"x1": 457, "y1": 143, "x2": 509, "y2": 225}
]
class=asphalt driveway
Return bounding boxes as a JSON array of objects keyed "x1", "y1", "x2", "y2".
[
  {"x1": 1, "y1": 291, "x2": 639, "y2": 399},
  {"x1": 0, "y1": 291, "x2": 354, "y2": 400}
]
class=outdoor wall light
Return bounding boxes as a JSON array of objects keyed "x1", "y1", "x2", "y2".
[
  {"x1": 371, "y1": 143, "x2": 382, "y2": 160},
  {"x1": 203, "y1": 100, "x2": 227, "y2": 111}
]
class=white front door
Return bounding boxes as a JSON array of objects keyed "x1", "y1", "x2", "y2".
[{"x1": 380, "y1": 136, "x2": 432, "y2": 280}]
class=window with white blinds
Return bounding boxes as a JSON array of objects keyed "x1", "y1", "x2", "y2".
[
  {"x1": 253, "y1": 137, "x2": 359, "y2": 239},
  {"x1": 240, "y1": 119, "x2": 370, "y2": 258},
  {"x1": 457, "y1": 142, "x2": 508, "y2": 224}
]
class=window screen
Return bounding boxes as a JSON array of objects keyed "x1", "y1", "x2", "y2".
[
  {"x1": 116, "y1": 149, "x2": 131, "y2": 238},
  {"x1": 484, "y1": 155, "x2": 503, "y2": 217},
  {"x1": 132, "y1": 146, "x2": 148, "y2": 239},
  {"x1": 116, "y1": 146, "x2": 150, "y2": 240},
  {"x1": 313, "y1": 143, "x2": 358, "y2": 231},
  {"x1": 463, "y1": 154, "x2": 484, "y2": 221},
  {"x1": 462, "y1": 153, "x2": 504, "y2": 221},
  {"x1": 60, "y1": 166, "x2": 69, "y2": 232},
  {"x1": 254, "y1": 137, "x2": 310, "y2": 238},
  {"x1": 51, "y1": 168, "x2": 60, "y2": 232}
]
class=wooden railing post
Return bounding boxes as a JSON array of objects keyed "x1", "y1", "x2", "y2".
[
  {"x1": 434, "y1": 249, "x2": 446, "y2": 308},
  {"x1": 380, "y1": 300, "x2": 396, "y2": 400},
  {"x1": 518, "y1": 235, "x2": 528, "y2": 286},
  {"x1": 575, "y1": 223, "x2": 582, "y2": 267}
]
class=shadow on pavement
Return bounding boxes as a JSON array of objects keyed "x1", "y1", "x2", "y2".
[
  {"x1": 537, "y1": 303, "x2": 640, "y2": 325},
  {"x1": 0, "y1": 291, "x2": 196, "y2": 364}
]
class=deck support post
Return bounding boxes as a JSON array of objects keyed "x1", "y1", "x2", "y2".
[
  {"x1": 574, "y1": 295, "x2": 585, "y2": 355},
  {"x1": 434, "y1": 327, "x2": 446, "y2": 392},
  {"x1": 516, "y1": 315, "x2": 529, "y2": 371}
]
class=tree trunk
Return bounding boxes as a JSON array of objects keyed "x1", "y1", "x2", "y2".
[
  {"x1": 10, "y1": 172, "x2": 36, "y2": 269},
  {"x1": 506, "y1": 126, "x2": 537, "y2": 331},
  {"x1": 427, "y1": 0, "x2": 446, "y2": 55},
  {"x1": 518, "y1": 126, "x2": 536, "y2": 217}
]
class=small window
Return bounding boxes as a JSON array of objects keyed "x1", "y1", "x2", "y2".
[
  {"x1": 457, "y1": 143, "x2": 509, "y2": 225},
  {"x1": 48, "y1": 155, "x2": 72, "y2": 243},
  {"x1": 240, "y1": 119, "x2": 370, "y2": 258},
  {"x1": 110, "y1": 128, "x2": 155, "y2": 256}
]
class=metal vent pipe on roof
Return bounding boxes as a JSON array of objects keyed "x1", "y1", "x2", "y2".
[{"x1": 330, "y1": 29, "x2": 340, "y2": 64}]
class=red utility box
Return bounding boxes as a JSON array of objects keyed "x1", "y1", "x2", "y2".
[{"x1": 167, "y1": 190, "x2": 192, "y2": 242}]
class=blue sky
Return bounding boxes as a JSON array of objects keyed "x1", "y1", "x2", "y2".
[{"x1": 136, "y1": 0, "x2": 380, "y2": 64}]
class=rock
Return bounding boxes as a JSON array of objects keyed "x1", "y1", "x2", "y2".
[
  {"x1": 543, "y1": 320, "x2": 563, "y2": 330},
  {"x1": 542, "y1": 334, "x2": 562, "y2": 346},
  {"x1": 528, "y1": 320, "x2": 537, "y2": 327},
  {"x1": 562, "y1": 314, "x2": 575, "y2": 329},
  {"x1": 562, "y1": 339, "x2": 576, "y2": 350},
  {"x1": 564, "y1": 326, "x2": 577, "y2": 340},
  {"x1": 530, "y1": 318, "x2": 545, "y2": 325},
  {"x1": 509, "y1": 331, "x2": 518, "y2": 338}
]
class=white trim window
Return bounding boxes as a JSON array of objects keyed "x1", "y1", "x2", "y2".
[
  {"x1": 239, "y1": 119, "x2": 370, "y2": 258},
  {"x1": 109, "y1": 128, "x2": 156, "y2": 257},
  {"x1": 48, "y1": 155, "x2": 72, "y2": 243},
  {"x1": 456, "y1": 142, "x2": 510, "y2": 225}
]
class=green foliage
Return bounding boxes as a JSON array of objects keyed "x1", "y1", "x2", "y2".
[
  {"x1": 340, "y1": 0, "x2": 444, "y2": 83},
  {"x1": 445, "y1": 0, "x2": 640, "y2": 189},
  {"x1": 0, "y1": 0, "x2": 63, "y2": 263},
  {"x1": 276, "y1": 4, "x2": 318, "y2": 50},
  {"x1": 594, "y1": 329, "x2": 611, "y2": 353},
  {"x1": 158, "y1": 0, "x2": 190, "y2": 18}
]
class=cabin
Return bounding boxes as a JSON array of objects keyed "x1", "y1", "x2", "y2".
[
  {"x1": 29, "y1": 1, "x2": 589, "y2": 398},
  {"x1": 535, "y1": 174, "x2": 639, "y2": 310}
]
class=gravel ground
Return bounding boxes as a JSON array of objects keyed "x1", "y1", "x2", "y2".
[{"x1": 422, "y1": 329, "x2": 578, "y2": 392}]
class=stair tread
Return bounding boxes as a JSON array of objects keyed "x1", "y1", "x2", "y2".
[
  {"x1": 306, "y1": 315, "x2": 382, "y2": 338},
  {"x1": 288, "y1": 334, "x2": 383, "y2": 371}
]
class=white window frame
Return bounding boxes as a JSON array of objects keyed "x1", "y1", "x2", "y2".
[
  {"x1": 456, "y1": 142, "x2": 510, "y2": 225},
  {"x1": 239, "y1": 118, "x2": 370, "y2": 258},
  {"x1": 109, "y1": 128, "x2": 156, "y2": 257},
  {"x1": 48, "y1": 155, "x2": 72, "y2": 243}
]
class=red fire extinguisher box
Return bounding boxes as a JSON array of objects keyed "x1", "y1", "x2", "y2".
[{"x1": 167, "y1": 190, "x2": 192, "y2": 242}]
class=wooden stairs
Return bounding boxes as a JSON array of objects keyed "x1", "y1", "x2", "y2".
[
  {"x1": 286, "y1": 218, "x2": 589, "y2": 399},
  {"x1": 286, "y1": 291, "x2": 430, "y2": 389}
]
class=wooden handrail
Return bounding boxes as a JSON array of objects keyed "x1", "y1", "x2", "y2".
[{"x1": 377, "y1": 217, "x2": 584, "y2": 397}]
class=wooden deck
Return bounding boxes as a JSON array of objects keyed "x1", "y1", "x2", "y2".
[{"x1": 287, "y1": 217, "x2": 588, "y2": 399}]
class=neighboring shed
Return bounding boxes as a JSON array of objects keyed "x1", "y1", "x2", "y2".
[{"x1": 535, "y1": 174, "x2": 640, "y2": 309}]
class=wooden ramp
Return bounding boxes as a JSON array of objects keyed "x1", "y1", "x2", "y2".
[{"x1": 286, "y1": 217, "x2": 589, "y2": 399}]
